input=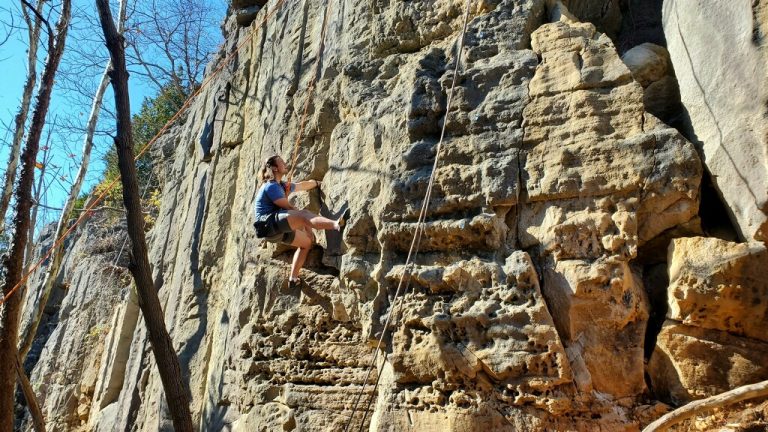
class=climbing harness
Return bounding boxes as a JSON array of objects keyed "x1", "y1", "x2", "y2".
[
  {"x1": 342, "y1": 0, "x2": 474, "y2": 430},
  {"x1": 1, "y1": 0, "x2": 292, "y2": 306}
]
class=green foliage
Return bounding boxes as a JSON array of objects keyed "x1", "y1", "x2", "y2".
[
  {"x1": 94, "y1": 81, "x2": 187, "y2": 212},
  {"x1": 66, "y1": 192, "x2": 90, "y2": 221}
]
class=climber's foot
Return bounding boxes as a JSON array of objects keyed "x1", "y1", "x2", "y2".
[{"x1": 336, "y1": 208, "x2": 350, "y2": 230}]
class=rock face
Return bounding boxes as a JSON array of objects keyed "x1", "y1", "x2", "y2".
[
  {"x1": 663, "y1": 0, "x2": 768, "y2": 242},
  {"x1": 667, "y1": 237, "x2": 768, "y2": 342},
  {"x1": 621, "y1": 43, "x2": 681, "y2": 122},
  {"x1": 649, "y1": 321, "x2": 768, "y2": 406},
  {"x1": 521, "y1": 11, "x2": 699, "y2": 400},
  {"x1": 560, "y1": 0, "x2": 623, "y2": 38},
  {"x1": 16, "y1": 0, "x2": 767, "y2": 431},
  {"x1": 17, "y1": 220, "x2": 134, "y2": 432},
  {"x1": 648, "y1": 237, "x2": 768, "y2": 406},
  {"x1": 374, "y1": 252, "x2": 575, "y2": 429}
]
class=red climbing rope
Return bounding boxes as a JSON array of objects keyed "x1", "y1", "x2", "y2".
[
  {"x1": 342, "y1": 0, "x2": 475, "y2": 430},
  {"x1": 1, "y1": 0, "x2": 291, "y2": 307},
  {"x1": 285, "y1": 0, "x2": 335, "y2": 187}
]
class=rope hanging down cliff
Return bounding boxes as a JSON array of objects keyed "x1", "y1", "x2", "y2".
[
  {"x1": 284, "y1": 0, "x2": 335, "y2": 190},
  {"x1": 343, "y1": 0, "x2": 475, "y2": 430},
  {"x1": 0, "y1": 0, "x2": 293, "y2": 307}
]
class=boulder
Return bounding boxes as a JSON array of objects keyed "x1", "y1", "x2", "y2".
[
  {"x1": 542, "y1": 257, "x2": 648, "y2": 397},
  {"x1": 663, "y1": 0, "x2": 768, "y2": 242},
  {"x1": 667, "y1": 237, "x2": 768, "y2": 342},
  {"x1": 648, "y1": 320, "x2": 768, "y2": 405},
  {"x1": 621, "y1": 43, "x2": 669, "y2": 87}
]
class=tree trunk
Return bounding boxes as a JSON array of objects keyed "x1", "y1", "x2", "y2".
[
  {"x1": 94, "y1": 0, "x2": 194, "y2": 430},
  {"x1": 24, "y1": 142, "x2": 49, "y2": 271},
  {"x1": 14, "y1": 347, "x2": 45, "y2": 432},
  {"x1": 0, "y1": 0, "x2": 45, "y2": 235},
  {"x1": 19, "y1": 0, "x2": 127, "y2": 361},
  {"x1": 0, "y1": 0, "x2": 71, "y2": 429}
]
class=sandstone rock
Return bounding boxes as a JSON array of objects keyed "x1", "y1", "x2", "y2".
[
  {"x1": 667, "y1": 237, "x2": 768, "y2": 342},
  {"x1": 231, "y1": 0, "x2": 266, "y2": 10},
  {"x1": 18, "y1": 0, "x2": 753, "y2": 430},
  {"x1": 663, "y1": 0, "x2": 768, "y2": 242},
  {"x1": 522, "y1": 15, "x2": 701, "y2": 247},
  {"x1": 542, "y1": 257, "x2": 648, "y2": 397},
  {"x1": 621, "y1": 43, "x2": 669, "y2": 87},
  {"x1": 89, "y1": 288, "x2": 139, "y2": 422},
  {"x1": 648, "y1": 320, "x2": 768, "y2": 405},
  {"x1": 620, "y1": 43, "x2": 682, "y2": 123},
  {"x1": 369, "y1": 251, "x2": 580, "y2": 429},
  {"x1": 235, "y1": 6, "x2": 261, "y2": 27},
  {"x1": 519, "y1": 9, "x2": 701, "y2": 401},
  {"x1": 386, "y1": 253, "x2": 573, "y2": 411},
  {"x1": 519, "y1": 196, "x2": 639, "y2": 261},
  {"x1": 18, "y1": 218, "x2": 134, "y2": 432},
  {"x1": 559, "y1": 0, "x2": 623, "y2": 39},
  {"x1": 642, "y1": 75, "x2": 681, "y2": 124}
]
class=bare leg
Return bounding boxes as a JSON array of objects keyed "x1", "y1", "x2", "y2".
[
  {"x1": 289, "y1": 228, "x2": 312, "y2": 281},
  {"x1": 286, "y1": 209, "x2": 339, "y2": 231}
]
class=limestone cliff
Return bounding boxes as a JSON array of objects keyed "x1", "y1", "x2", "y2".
[{"x1": 15, "y1": 0, "x2": 768, "y2": 431}]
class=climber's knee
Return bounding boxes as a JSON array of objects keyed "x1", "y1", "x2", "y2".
[{"x1": 290, "y1": 227, "x2": 312, "y2": 249}]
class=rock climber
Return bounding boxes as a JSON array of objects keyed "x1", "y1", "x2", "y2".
[{"x1": 253, "y1": 154, "x2": 345, "y2": 287}]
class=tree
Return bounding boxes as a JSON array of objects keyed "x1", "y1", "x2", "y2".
[
  {"x1": 96, "y1": 80, "x2": 187, "y2": 207},
  {"x1": 95, "y1": 0, "x2": 193, "y2": 429},
  {"x1": 124, "y1": 0, "x2": 222, "y2": 94},
  {"x1": 0, "y1": 0, "x2": 72, "y2": 428},
  {"x1": 0, "y1": 0, "x2": 46, "y2": 236},
  {"x1": 0, "y1": 4, "x2": 17, "y2": 49},
  {"x1": 18, "y1": 0, "x2": 128, "y2": 361}
]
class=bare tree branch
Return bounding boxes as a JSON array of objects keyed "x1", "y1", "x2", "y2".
[
  {"x1": 0, "y1": 6, "x2": 17, "y2": 48},
  {"x1": 19, "y1": 0, "x2": 125, "y2": 362},
  {"x1": 19, "y1": 0, "x2": 52, "y2": 40},
  {"x1": 643, "y1": 380, "x2": 768, "y2": 432}
]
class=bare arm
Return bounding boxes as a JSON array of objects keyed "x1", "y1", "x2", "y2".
[
  {"x1": 272, "y1": 197, "x2": 295, "y2": 211},
  {"x1": 293, "y1": 180, "x2": 321, "y2": 192}
]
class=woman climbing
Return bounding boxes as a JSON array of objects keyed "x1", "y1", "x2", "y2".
[{"x1": 254, "y1": 154, "x2": 345, "y2": 286}]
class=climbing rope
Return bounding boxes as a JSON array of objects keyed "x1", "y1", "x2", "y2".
[
  {"x1": 1, "y1": 0, "x2": 293, "y2": 306},
  {"x1": 342, "y1": 0, "x2": 474, "y2": 430},
  {"x1": 285, "y1": 0, "x2": 335, "y2": 187}
]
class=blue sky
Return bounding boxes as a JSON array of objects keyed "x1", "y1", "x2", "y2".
[{"x1": 0, "y1": 0, "x2": 226, "y2": 231}]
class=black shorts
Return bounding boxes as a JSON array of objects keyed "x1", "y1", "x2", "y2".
[{"x1": 254, "y1": 212, "x2": 295, "y2": 244}]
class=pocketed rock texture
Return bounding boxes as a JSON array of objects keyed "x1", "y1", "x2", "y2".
[
  {"x1": 667, "y1": 237, "x2": 767, "y2": 342},
  {"x1": 649, "y1": 321, "x2": 768, "y2": 406},
  {"x1": 520, "y1": 10, "x2": 699, "y2": 401},
  {"x1": 14, "y1": 0, "x2": 768, "y2": 431},
  {"x1": 648, "y1": 237, "x2": 768, "y2": 406}
]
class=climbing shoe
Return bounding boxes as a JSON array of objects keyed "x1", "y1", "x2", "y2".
[{"x1": 338, "y1": 208, "x2": 350, "y2": 229}]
